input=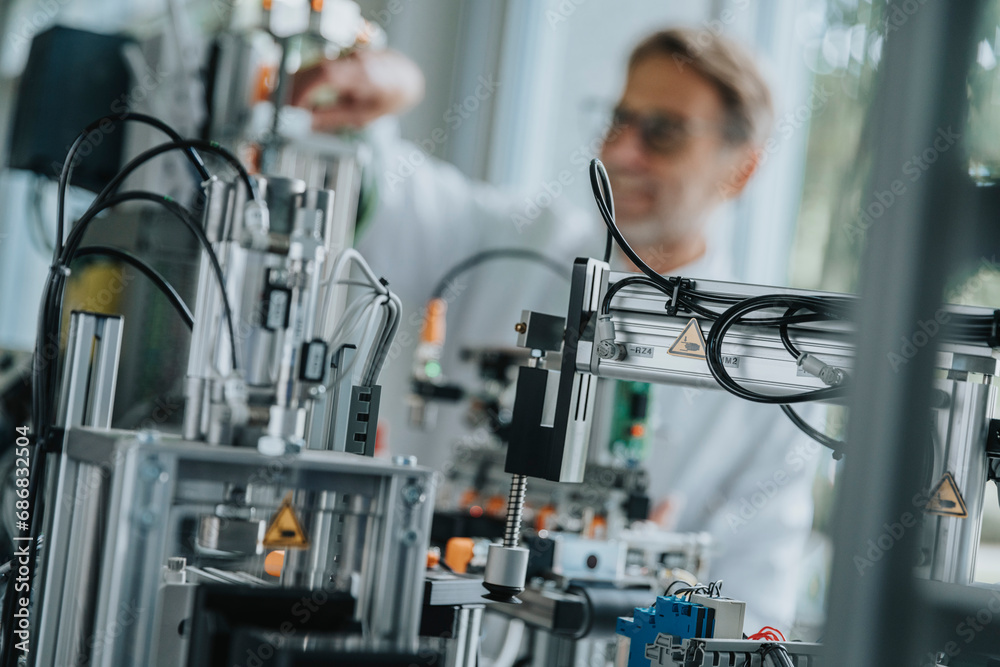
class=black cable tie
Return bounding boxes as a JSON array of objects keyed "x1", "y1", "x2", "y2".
[
  {"x1": 666, "y1": 279, "x2": 682, "y2": 316},
  {"x1": 988, "y1": 309, "x2": 1000, "y2": 348},
  {"x1": 379, "y1": 277, "x2": 390, "y2": 288},
  {"x1": 665, "y1": 278, "x2": 693, "y2": 317}
]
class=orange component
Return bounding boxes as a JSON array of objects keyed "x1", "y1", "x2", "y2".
[
  {"x1": 374, "y1": 421, "x2": 388, "y2": 457},
  {"x1": 629, "y1": 424, "x2": 645, "y2": 438},
  {"x1": 587, "y1": 515, "x2": 607, "y2": 539},
  {"x1": 485, "y1": 495, "x2": 506, "y2": 517},
  {"x1": 264, "y1": 550, "x2": 285, "y2": 577},
  {"x1": 261, "y1": 0, "x2": 272, "y2": 10},
  {"x1": 241, "y1": 143, "x2": 262, "y2": 175},
  {"x1": 420, "y1": 299, "x2": 448, "y2": 345},
  {"x1": 469, "y1": 505, "x2": 484, "y2": 518},
  {"x1": 535, "y1": 504, "x2": 556, "y2": 532},
  {"x1": 426, "y1": 548, "x2": 441, "y2": 569},
  {"x1": 311, "y1": 0, "x2": 323, "y2": 12},
  {"x1": 444, "y1": 538, "x2": 475, "y2": 574},
  {"x1": 253, "y1": 64, "x2": 277, "y2": 103}
]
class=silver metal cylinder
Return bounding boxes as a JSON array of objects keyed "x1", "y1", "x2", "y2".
[
  {"x1": 483, "y1": 544, "x2": 529, "y2": 590},
  {"x1": 182, "y1": 376, "x2": 205, "y2": 441}
]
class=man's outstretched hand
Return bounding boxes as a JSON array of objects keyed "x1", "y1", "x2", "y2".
[{"x1": 291, "y1": 49, "x2": 425, "y2": 130}]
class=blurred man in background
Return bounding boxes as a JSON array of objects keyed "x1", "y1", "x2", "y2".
[{"x1": 293, "y1": 28, "x2": 821, "y2": 632}]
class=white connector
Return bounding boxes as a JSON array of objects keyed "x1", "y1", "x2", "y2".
[
  {"x1": 797, "y1": 353, "x2": 845, "y2": 386},
  {"x1": 596, "y1": 314, "x2": 627, "y2": 361}
]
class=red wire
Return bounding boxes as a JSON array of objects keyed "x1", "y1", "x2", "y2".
[{"x1": 748, "y1": 625, "x2": 786, "y2": 642}]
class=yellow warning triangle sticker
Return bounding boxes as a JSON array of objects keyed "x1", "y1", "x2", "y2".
[
  {"x1": 668, "y1": 318, "x2": 707, "y2": 360},
  {"x1": 925, "y1": 472, "x2": 968, "y2": 518},
  {"x1": 263, "y1": 493, "x2": 310, "y2": 549}
]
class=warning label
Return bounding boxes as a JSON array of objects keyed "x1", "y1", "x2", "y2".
[
  {"x1": 925, "y1": 472, "x2": 968, "y2": 518},
  {"x1": 668, "y1": 318, "x2": 707, "y2": 360},
  {"x1": 263, "y1": 493, "x2": 311, "y2": 548}
]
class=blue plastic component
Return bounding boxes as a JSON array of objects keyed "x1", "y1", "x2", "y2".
[{"x1": 616, "y1": 595, "x2": 715, "y2": 667}]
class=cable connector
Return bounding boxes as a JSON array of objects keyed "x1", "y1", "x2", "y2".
[
  {"x1": 797, "y1": 353, "x2": 845, "y2": 386},
  {"x1": 596, "y1": 314, "x2": 627, "y2": 361},
  {"x1": 243, "y1": 200, "x2": 271, "y2": 250}
]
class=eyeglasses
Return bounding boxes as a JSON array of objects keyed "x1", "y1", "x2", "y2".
[{"x1": 605, "y1": 106, "x2": 720, "y2": 155}]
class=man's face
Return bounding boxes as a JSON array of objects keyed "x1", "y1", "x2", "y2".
[{"x1": 600, "y1": 54, "x2": 747, "y2": 248}]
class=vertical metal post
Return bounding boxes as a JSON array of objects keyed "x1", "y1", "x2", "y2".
[
  {"x1": 823, "y1": 2, "x2": 982, "y2": 665},
  {"x1": 37, "y1": 311, "x2": 123, "y2": 667},
  {"x1": 926, "y1": 378, "x2": 994, "y2": 584}
]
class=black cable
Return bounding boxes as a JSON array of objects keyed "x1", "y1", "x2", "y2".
[
  {"x1": 601, "y1": 275, "x2": 672, "y2": 314},
  {"x1": 91, "y1": 138, "x2": 259, "y2": 208},
  {"x1": 672, "y1": 585, "x2": 710, "y2": 599},
  {"x1": 429, "y1": 248, "x2": 570, "y2": 300},
  {"x1": 60, "y1": 191, "x2": 238, "y2": 369},
  {"x1": 779, "y1": 307, "x2": 804, "y2": 358},
  {"x1": 759, "y1": 643, "x2": 794, "y2": 667},
  {"x1": 56, "y1": 112, "x2": 211, "y2": 263},
  {"x1": 590, "y1": 159, "x2": 674, "y2": 293},
  {"x1": 781, "y1": 404, "x2": 844, "y2": 457},
  {"x1": 705, "y1": 295, "x2": 851, "y2": 404},
  {"x1": 5, "y1": 194, "x2": 236, "y2": 663},
  {"x1": 663, "y1": 579, "x2": 689, "y2": 596},
  {"x1": 596, "y1": 162, "x2": 614, "y2": 263},
  {"x1": 74, "y1": 246, "x2": 194, "y2": 329}
]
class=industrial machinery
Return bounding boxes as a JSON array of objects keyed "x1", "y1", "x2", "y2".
[
  {"x1": 409, "y1": 254, "x2": 716, "y2": 667},
  {"x1": 615, "y1": 588, "x2": 821, "y2": 667},
  {"x1": 0, "y1": 101, "x2": 495, "y2": 666},
  {"x1": 0, "y1": 2, "x2": 497, "y2": 663},
  {"x1": 474, "y1": 159, "x2": 1000, "y2": 665}
]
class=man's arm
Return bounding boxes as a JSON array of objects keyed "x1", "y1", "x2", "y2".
[
  {"x1": 291, "y1": 49, "x2": 425, "y2": 130},
  {"x1": 292, "y1": 50, "x2": 599, "y2": 304}
]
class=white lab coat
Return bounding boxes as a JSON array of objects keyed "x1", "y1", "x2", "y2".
[{"x1": 355, "y1": 132, "x2": 821, "y2": 633}]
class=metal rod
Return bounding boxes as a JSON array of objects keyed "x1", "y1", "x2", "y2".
[{"x1": 504, "y1": 474, "x2": 527, "y2": 548}]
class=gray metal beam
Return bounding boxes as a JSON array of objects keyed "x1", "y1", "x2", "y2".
[{"x1": 823, "y1": 1, "x2": 982, "y2": 665}]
